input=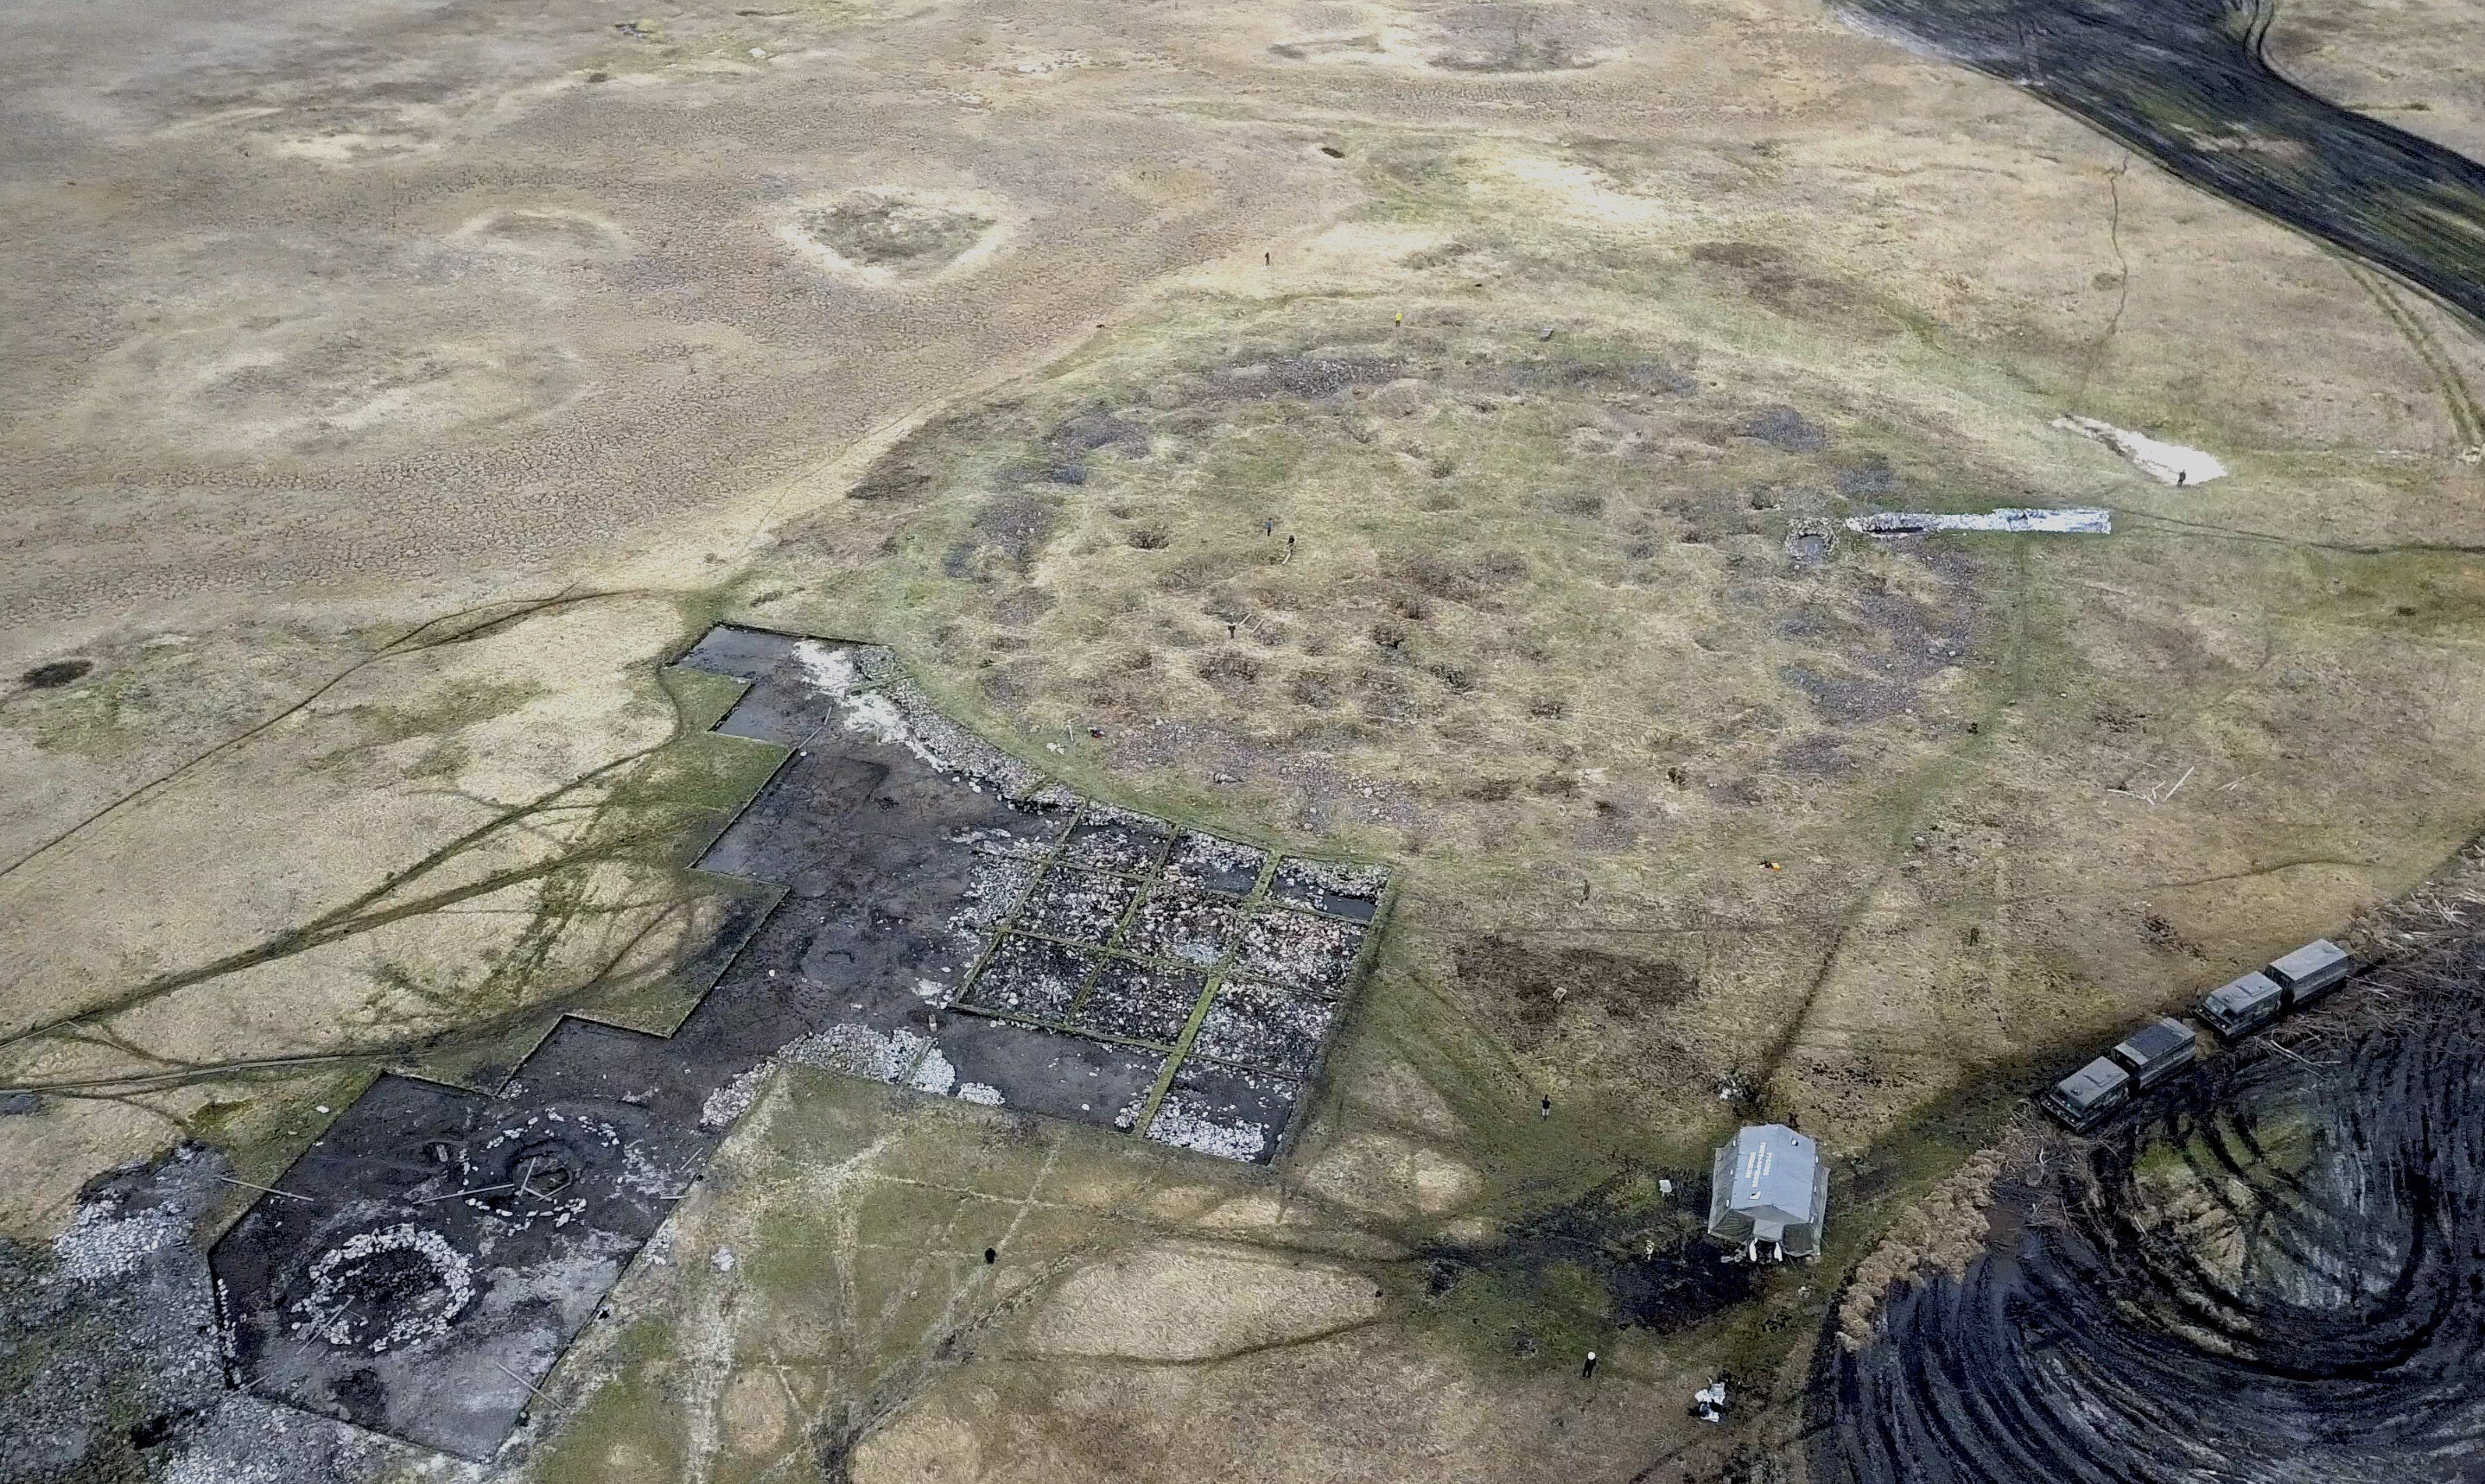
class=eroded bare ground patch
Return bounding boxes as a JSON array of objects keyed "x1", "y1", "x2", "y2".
[{"x1": 783, "y1": 191, "x2": 1005, "y2": 283}]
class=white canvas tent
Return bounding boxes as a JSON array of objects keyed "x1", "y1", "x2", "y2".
[{"x1": 1707, "y1": 1124, "x2": 1828, "y2": 1261}]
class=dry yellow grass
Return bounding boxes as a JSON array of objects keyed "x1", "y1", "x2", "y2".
[{"x1": 5, "y1": 0, "x2": 2485, "y2": 1472}]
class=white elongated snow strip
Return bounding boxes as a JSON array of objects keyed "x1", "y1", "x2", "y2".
[
  {"x1": 1846, "y1": 508, "x2": 2112, "y2": 535},
  {"x1": 2053, "y1": 416, "x2": 2227, "y2": 485}
]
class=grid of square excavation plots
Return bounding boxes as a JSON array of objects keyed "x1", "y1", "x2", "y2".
[{"x1": 953, "y1": 803, "x2": 1386, "y2": 1162}]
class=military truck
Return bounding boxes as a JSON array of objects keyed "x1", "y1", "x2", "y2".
[
  {"x1": 2267, "y1": 938, "x2": 2351, "y2": 1007},
  {"x1": 2111, "y1": 1017, "x2": 2197, "y2": 1089},
  {"x1": 2198, "y1": 940, "x2": 2353, "y2": 1041},
  {"x1": 2042, "y1": 1056, "x2": 2132, "y2": 1132},
  {"x1": 2043, "y1": 1018, "x2": 2197, "y2": 1131},
  {"x1": 2198, "y1": 970, "x2": 2285, "y2": 1040},
  {"x1": 2049, "y1": 940, "x2": 2352, "y2": 1131}
]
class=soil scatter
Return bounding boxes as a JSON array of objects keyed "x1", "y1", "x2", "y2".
[
  {"x1": 1453, "y1": 933, "x2": 1700, "y2": 1050},
  {"x1": 1816, "y1": 949, "x2": 2485, "y2": 1482},
  {"x1": 1843, "y1": 0, "x2": 2485, "y2": 321}
]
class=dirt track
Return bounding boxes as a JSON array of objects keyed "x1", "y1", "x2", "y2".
[{"x1": 1816, "y1": 951, "x2": 2485, "y2": 1482}]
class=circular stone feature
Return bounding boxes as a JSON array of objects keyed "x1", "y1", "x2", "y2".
[
  {"x1": 480, "y1": 1137, "x2": 589, "y2": 1212},
  {"x1": 290, "y1": 1224, "x2": 475, "y2": 1354},
  {"x1": 452, "y1": 206, "x2": 632, "y2": 263},
  {"x1": 506, "y1": 1145, "x2": 576, "y2": 1195}
]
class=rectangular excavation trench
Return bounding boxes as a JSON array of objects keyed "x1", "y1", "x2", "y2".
[{"x1": 207, "y1": 625, "x2": 1392, "y2": 1461}]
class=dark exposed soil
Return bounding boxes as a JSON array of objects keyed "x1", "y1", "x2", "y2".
[
  {"x1": 1814, "y1": 946, "x2": 2485, "y2": 1482},
  {"x1": 1201, "y1": 353, "x2": 1404, "y2": 403},
  {"x1": 1454, "y1": 933, "x2": 1700, "y2": 1048},
  {"x1": 19, "y1": 659, "x2": 92, "y2": 688},
  {"x1": 798, "y1": 193, "x2": 994, "y2": 274},
  {"x1": 1045, "y1": 409, "x2": 1152, "y2": 457},
  {"x1": 1386, "y1": 549, "x2": 1532, "y2": 607},
  {"x1": 948, "y1": 491, "x2": 1058, "y2": 578},
  {"x1": 1426, "y1": 1171, "x2": 1757, "y2": 1335},
  {"x1": 1688, "y1": 241, "x2": 1874, "y2": 324},
  {"x1": 1426, "y1": 3, "x2": 1618, "y2": 73},
  {"x1": 1269, "y1": 34, "x2": 1385, "y2": 60},
  {"x1": 1740, "y1": 406, "x2": 1827, "y2": 454}
]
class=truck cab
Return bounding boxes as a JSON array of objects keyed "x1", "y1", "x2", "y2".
[
  {"x1": 2198, "y1": 971, "x2": 2284, "y2": 1040},
  {"x1": 2043, "y1": 1056, "x2": 2132, "y2": 1131}
]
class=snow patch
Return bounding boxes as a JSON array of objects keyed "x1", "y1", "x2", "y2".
[
  {"x1": 841, "y1": 690, "x2": 921, "y2": 752},
  {"x1": 793, "y1": 639, "x2": 861, "y2": 697},
  {"x1": 795, "y1": 638, "x2": 957, "y2": 773},
  {"x1": 2053, "y1": 416, "x2": 2226, "y2": 485},
  {"x1": 1846, "y1": 508, "x2": 2111, "y2": 535}
]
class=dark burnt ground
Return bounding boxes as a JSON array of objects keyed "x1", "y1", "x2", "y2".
[
  {"x1": 1840, "y1": 0, "x2": 2485, "y2": 323},
  {"x1": 1422, "y1": 1169, "x2": 1757, "y2": 1366},
  {"x1": 1814, "y1": 946, "x2": 2485, "y2": 1482},
  {"x1": 207, "y1": 625, "x2": 1392, "y2": 1462}
]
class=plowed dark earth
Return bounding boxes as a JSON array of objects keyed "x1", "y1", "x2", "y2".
[
  {"x1": 1840, "y1": 0, "x2": 2485, "y2": 324},
  {"x1": 1815, "y1": 946, "x2": 2485, "y2": 1482}
]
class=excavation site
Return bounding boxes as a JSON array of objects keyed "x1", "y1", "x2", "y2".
[
  {"x1": 198, "y1": 625, "x2": 1385, "y2": 1459},
  {"x1": 6, "y1": 0, "x2": 2485, "y2": 1475}
]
